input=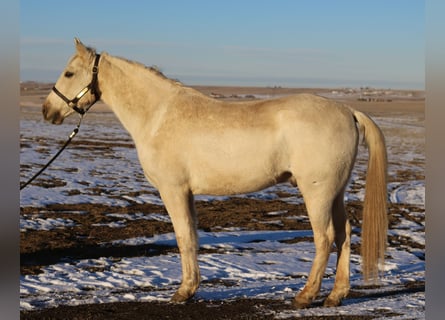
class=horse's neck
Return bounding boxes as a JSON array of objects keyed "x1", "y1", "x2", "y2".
[{"x1": 98, "y1": 54, "x2": 174, "y2": 139}]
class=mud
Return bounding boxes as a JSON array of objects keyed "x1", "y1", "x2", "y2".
[{"x1": 20, "y1": 197, "x2": 424, "y2": 319}]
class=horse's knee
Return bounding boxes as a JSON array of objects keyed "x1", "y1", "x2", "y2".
[{"x1": 313, "y1": 226, "x2": 335, "y2": 254}]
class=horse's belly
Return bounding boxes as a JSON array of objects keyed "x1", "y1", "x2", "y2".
[
  {"x1": 188, "y1": 149, "x2": 287, "y2": 196},
  {"x1": 190, "y1": 170, "x2": 278, "y2": 196}
]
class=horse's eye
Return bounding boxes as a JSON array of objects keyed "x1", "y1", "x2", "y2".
[{"x1": 64, "y1": 71, "x2": 74, "y2": 78}]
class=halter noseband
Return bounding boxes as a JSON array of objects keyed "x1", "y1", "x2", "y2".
[{"x1": 52, "y1": 54, "x2": 101, "y2": 115}]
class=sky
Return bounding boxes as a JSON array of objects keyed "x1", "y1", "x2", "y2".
[{"x1": 20, "y1": 0, "x2": 424, "y2": 89}]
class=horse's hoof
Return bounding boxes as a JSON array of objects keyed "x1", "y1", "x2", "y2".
[
  {"x1": 170, "y1": 291, "x2": 192, "y2": 304},
  {"x1": 292, "y1": 298, "x2": 311, "y2": 309},
  {"x1": 323, "y1": 297, "x2": 342, "y2": 307}
]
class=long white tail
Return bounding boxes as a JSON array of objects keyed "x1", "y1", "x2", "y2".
[{"x1": 353, "y1": 110, "x2": 388, "y2": 282}]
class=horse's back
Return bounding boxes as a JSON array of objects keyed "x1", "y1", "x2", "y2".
[{"x1": 161, "y1": 93, "x2": 360, "y2": 196}]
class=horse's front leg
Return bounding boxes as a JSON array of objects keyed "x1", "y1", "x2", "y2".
[{"x1": 159, "y1": 186, "x2": 200, "y2": 303}]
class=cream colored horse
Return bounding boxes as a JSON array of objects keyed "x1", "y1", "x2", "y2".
[{"x1": 43, "y1": 38, "x2": 387, "y2": 308}]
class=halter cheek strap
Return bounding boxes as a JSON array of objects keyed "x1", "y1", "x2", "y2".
[{"x1": 52, "y1": 54, "x2": 101, "y2": 115}]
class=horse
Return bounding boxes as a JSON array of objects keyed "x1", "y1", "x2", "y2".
[{"x1": 42, "y1": 38, "x2": 387, "y2": 308}]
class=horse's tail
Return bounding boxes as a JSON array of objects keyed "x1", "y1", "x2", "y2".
[{"x1": 353, "y1": 110, "x2": 388, "y2": 282}]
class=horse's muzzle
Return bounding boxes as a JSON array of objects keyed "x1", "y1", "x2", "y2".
[{"x1": 42, "y1": 101, "x2": 64, "y2": 125}]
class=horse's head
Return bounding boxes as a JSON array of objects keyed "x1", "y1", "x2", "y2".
[{"x1": 42, "y1": 38, "x2": 100, "y2": 124}]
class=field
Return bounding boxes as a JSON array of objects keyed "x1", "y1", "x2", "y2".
[{"x1": 20, "y1": 85, "x2": 424, "y2": 319}]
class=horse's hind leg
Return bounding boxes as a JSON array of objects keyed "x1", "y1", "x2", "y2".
[
  {"x1": 293, "y1": 181, "x2": 336, "y2": 309},
  {"x1": 324, "y1": 190, "x2": 351, "y2": 307},
  {"x1": 159, "y1": 186, "x2": 200, "y2": 303}
]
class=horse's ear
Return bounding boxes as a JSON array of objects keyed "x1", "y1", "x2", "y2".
[{"x1": 74, "y1": 37, "x2": 89, "y2": 57}]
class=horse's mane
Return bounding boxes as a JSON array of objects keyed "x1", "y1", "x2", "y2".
[
  {"x1": 80, "y1": 44, "x2": 182, "y2": 86},
  {"x1": 147, "y1": 65, "x2": 182, "y2": 85},
  {"x1": 101, "y1": 50, "x2": 182, "y2": 86}
]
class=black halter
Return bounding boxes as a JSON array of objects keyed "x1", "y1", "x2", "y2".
[
  {"x1": 52, "y1": 54, "x2": 101, "y2": 115},
  {"x1": 20, "y1": 54, "x2": 101, "y2": 190}
]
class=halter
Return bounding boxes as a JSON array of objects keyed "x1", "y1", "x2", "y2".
[
  {"x1": 52, "y1": 54, "x2": 101, "y2": 115},
  {"x1": 20, "y1": 54, "x2": 101, "y2": 190}
]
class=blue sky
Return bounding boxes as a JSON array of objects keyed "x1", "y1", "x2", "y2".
[{"x1": 20, "y1": 0, "x2": 424, "y2": 89}]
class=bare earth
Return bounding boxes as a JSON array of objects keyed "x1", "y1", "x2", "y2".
[{"x1": 20, "y1": 83, "x2": 424, "y2": 319}]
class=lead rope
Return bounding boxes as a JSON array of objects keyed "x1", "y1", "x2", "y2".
[{"x1": 20, "y1": 114, "x2": 84, "y2": 190}]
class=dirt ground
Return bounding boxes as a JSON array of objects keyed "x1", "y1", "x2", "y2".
[
  {"x1": 20, "y1": 198, "x2": 424, "y2": 320},
  {"x1": 20, "y1": 84, "x2": 424, "y2": 319}
]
